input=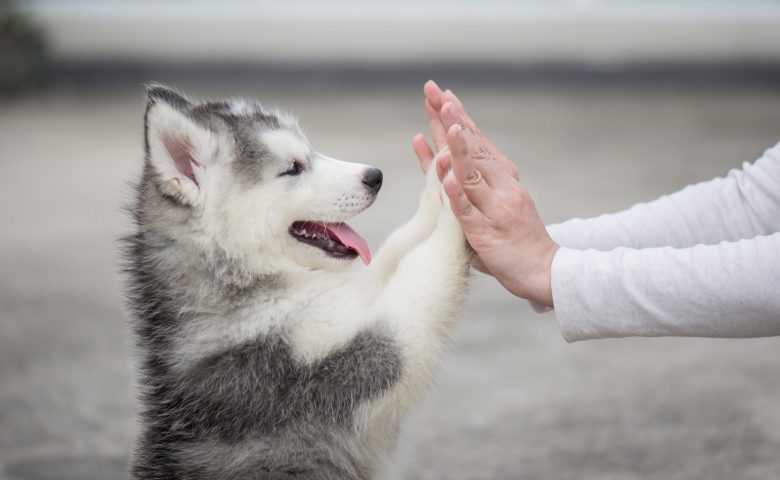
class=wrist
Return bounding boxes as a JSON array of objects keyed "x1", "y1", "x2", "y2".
[
  {"x1": 512, "y1": 241, "x2": 558, "y2": 308},
  {"x1": 538, "y1": 241, "x2": 559, "y2": 308}
]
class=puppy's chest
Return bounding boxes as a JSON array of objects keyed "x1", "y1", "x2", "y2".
[{"x1": 166, "y1": 321, "x2": 402, "y2": 440}]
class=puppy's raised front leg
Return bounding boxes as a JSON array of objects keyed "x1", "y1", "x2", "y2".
[
  {"x1": 370, "y1": 150, "x2": 447, "y2": 282},
  {"x1": 375, "y1": 173, "x2": 472, "y2": 414}
]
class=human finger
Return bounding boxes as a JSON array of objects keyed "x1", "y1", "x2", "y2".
[
  {"x1": 446, "y1": 124, "x2": 499, "y2": 214},
  {"x1": 443, "y1": 173, "x2": 484, "y2": 228},
  {"x1": 440, "y1": 90, "x2": 484, "y2": 141},
  {"x1": 440, "y1": 92, "x2": 519, "y2": 180},
  {"x1": 412, "y1": 133, "x2": 435, "y2": 173},
  {"x1": 435, "y1": 148, "x2": 452, "y2": 181},
  {"x1": 436, "y1": 149, "x2": 452, "y2": 181},
  {"x1": 452, "y1": 119, "x2": 513, "y2": 190},
  {"x1": 425, "y1": 100, "x2": 447, "y2": 150},
  {"x1": 423, "y1": 79, "x2": 445, "y2": 111}
]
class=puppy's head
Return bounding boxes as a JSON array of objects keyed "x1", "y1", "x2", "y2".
[{"x1": 141, "y1": 85, "x2": 381, "y2": 273}]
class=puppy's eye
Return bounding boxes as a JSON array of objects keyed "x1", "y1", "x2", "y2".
[{"x1": 280, "y1": 160, "x2": 303, "y2": 177}]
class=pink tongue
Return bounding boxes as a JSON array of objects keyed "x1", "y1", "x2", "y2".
[{"x1": 326, "y1": 222, "x2": 371, "y2": 265}]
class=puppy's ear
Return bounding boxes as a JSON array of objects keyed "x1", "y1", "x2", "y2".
[{"x1": 144, "y1": 84, "x2": 216, "y2": 205}]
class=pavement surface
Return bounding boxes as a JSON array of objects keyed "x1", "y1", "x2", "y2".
[{"x1": 1, "y1": 80, "x2": 779, "y2": 480}]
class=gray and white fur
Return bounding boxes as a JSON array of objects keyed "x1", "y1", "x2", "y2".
[{"x1": 123, "y1": 85, "x2": 471, "y2": 479}]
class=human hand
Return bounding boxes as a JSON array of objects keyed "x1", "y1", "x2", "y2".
[
  {"x1": 412, "y1": 81, "x2": 559, "y2": 307},
  {"x1": 412, "y1": 81, "x2": 521, "y2": 274},
  {"x1": 412, "y1": 80, "x2": 518, "y2": 180}
]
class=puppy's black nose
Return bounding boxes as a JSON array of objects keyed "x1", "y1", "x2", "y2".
[{"x1": 362, "y1": 168, "x2": 383, "y2": 194}]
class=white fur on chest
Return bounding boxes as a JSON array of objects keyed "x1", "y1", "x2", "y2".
[{"x1": 170, "y1": 268, "x2": 382, "y2": 370}]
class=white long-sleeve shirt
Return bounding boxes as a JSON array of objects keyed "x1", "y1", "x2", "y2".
[{"x1": 546, "y1": 142, "x2": 780, "y2": 342}]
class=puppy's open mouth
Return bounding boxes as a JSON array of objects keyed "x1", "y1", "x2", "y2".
[{"x1": 289, "y1": 221, "x2": 371, "y2": 265}]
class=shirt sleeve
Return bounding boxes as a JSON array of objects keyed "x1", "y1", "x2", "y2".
[
  {"x1": 546, "y1": 141, "x2": 780, "y2": 251},
  {"x1": 552, "y1": 233, "x2": 780, "y2": 342}
]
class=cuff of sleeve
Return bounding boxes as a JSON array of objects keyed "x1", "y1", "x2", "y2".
[{"x1": 550, "y1": 247, "x2": 601, "y2": 343}]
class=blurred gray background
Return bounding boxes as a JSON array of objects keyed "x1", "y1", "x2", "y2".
[{"x1": 1, "y1": 1, "x2": 779, "y2": 479}]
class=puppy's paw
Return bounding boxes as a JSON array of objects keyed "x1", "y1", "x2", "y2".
[
  {"x1": 420, "y1": 146, "x2": 449, "y2": 210},
  {"x1": 433, "y1": 148, "x2": 457, "y2": 209},
  {"x1": 433, "y1": 168, "x2": 465, "y2": 245}
]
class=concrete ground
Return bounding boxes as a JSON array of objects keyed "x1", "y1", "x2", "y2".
[{"x1": 1, "y1": 80, "x2": 779, "y2": 480}]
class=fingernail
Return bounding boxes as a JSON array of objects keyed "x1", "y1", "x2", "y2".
[{"x1": 426, "y1": 79, "x2": 440, "y2": 90}]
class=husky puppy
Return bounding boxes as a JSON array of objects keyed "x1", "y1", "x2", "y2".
[{"x1": 124, "y1": 85, "x2": 471, "y2": 479}]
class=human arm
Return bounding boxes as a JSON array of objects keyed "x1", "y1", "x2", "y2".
[
  {"x1": 435, "y1": 117, "x2": 780, "y2": 340},
  {"x1": 414, "y1": 82, "x2": 780, "y2": 341},
  {"x1": 553, "y1": 234, "x2": 780, "y2": 341}
]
